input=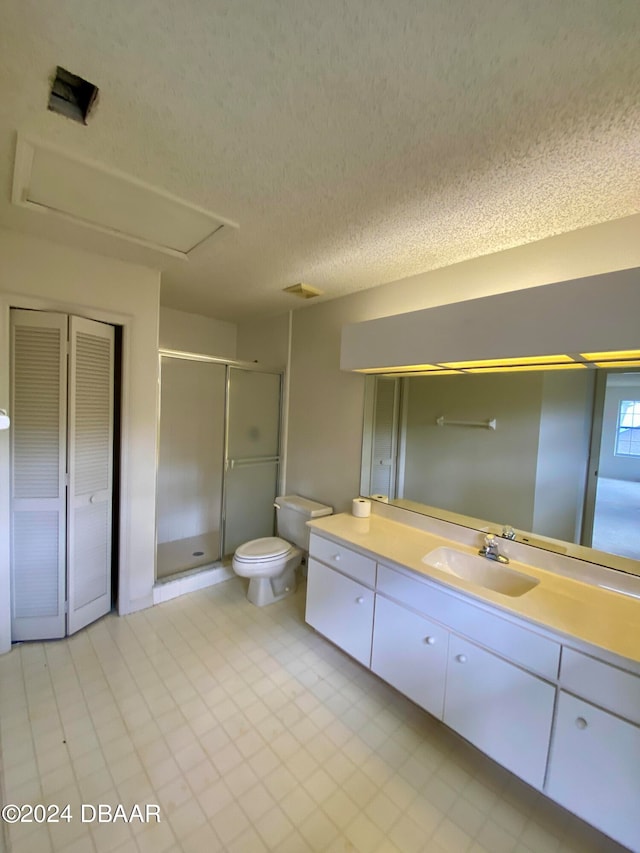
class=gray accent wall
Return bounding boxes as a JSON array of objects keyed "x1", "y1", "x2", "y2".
[
  {"x1": 402, "y1": 373, "x2": 542, "y2": 532},
  {"x1": 398, "y1": 370, "x2": 593, "y2": 542},
  {"x1": 532, "y1": 372, "x2": 594, "y2": 541}
]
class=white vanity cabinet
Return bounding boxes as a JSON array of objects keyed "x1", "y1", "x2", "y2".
[
  {"x1": 444, "y1": 635, "x2": 555, "y2": 789},
  {"x1": 546, "y1": 692, "x2": 640, "y2": 852},
  {"x1": 371, "y1": 594, "x2": 449, "y2": 719},
  {"x1": 373, "y1": 563, "x2": 555, "y2": 789},
  {"x1": 305, "y1": 526, "x2": 640, "y2": 850},
  {"x1": 306, "y1": 535, "x2": 377, "y2": 667},
  {"x1": 545, "y1": 649, "x2": 640, "y2": 851}
]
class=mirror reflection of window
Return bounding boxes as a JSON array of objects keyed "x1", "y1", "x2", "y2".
[
  {"x1": 591, "y1": 376, "x2": 640, "y2": 561},
  {"x1": 616, "y1": 400, "x2": 640, "y2": 457}
]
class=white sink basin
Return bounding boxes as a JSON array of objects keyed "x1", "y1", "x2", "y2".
[{"x1": 422, "y1": 546, "x2": 540, "y2": 597}]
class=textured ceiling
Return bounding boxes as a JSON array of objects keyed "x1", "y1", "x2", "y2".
[{"x1": 0, "y1": 0, "x2": 639, "y2": 321}]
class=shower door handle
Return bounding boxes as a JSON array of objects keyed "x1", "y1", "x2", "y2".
[{"x1": 227, "y1": 456, "x2": 280, "y2": 469}]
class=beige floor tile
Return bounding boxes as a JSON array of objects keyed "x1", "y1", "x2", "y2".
[{"x1": 0, "y1": 579, "x2": 624, "y2": 853}]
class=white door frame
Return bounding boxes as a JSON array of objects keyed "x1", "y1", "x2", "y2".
[{"x1": 582, "y1": 370, "x2": 607, "y2": 547}]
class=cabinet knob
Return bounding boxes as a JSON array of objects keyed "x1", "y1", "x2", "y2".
[
  {"x1": 575, "y1": 717, "x2": 588, "y2": 730},
  {"x1": 456, "y1": 654, "x2": 467, "y2": 664},
  {"x1": 355, "y1": 596, "x2": 364, "y2": 605},
  {"x1": 332, "y1": 554, "x2": 341, "y2": 562},
  {"x1": 424, "y1": 636, "x2": 436, "y2": 645}
]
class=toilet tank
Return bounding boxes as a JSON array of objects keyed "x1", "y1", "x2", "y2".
[{"x1": 275, "y1": 495, "x2": 332, "y2": 549}]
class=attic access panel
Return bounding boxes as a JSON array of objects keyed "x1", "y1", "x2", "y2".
[{"x1": 12, "y1": 136, "x2": 238, "y2": 258}]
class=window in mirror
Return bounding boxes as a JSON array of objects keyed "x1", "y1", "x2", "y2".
[{"x1": 615, "y1": 401, "x2": 640, "y2": 457}]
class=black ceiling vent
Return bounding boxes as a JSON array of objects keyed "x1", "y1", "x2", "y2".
[{"x1": 48, "y1": 66, "x2": 99, "y2": 124}]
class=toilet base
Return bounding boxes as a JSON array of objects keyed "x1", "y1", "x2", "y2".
[{"x1": 246, "y1": 565, "x2": 298, "y2": 607}]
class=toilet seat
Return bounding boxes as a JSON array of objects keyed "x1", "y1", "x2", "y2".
[
  {"x1": 232, "y1": 537, "x2": 298, "y2": 578},
  {"x1": 234, "y1": 537, "x2": 292, "y2": 562}
]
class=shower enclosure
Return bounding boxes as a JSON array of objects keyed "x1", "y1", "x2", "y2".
[{"x1": 156, "y1": 350, "x2": 283, "y2": 580}]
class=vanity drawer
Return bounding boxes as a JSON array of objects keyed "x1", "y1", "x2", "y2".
[
  {"x1": 377, "y1": 564, "x2": 560, "y2": 680},
  {"x1": 560, "y1": 648, "x2": 640, "y2": 725},
  {"x1": 308, "y1": 533, "x2": 376, "y2": 587}
]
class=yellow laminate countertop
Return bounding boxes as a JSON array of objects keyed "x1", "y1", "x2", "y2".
[{"x1": 307, "y1": 513, "x2": 640, "y2": 667}]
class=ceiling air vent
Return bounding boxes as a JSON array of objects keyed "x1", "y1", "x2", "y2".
[
  {"x1": 48, "y1": 66, "x2": 99, "y2": 124},
  {"x1": 283, "y1": 282, "x2": 323, "y2": 299}
]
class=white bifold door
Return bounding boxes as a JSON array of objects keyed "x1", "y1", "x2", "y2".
[{"x1": 10, "y1": 310, "x2": 115, "y2": 641}]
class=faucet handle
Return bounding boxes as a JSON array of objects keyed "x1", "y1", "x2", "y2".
[{"x1": 502, "y1": 525, "x2": 516, "y2": 540}]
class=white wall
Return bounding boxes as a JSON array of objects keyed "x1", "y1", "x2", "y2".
[
  {"x1": 236, "y1": 312, "x2": 290, "y2": 367},
  {"x1": 159, "y1": 306, "x2": 237, "y2": 359},
  {"x1": 287, "y1": 299, "x2": 365, "y2": 511},
  {"x1": 286, "y1": 216, "x2": 640, "y2": 516},
  {"x1": 0, "y1": 228, "x2": 161, "y2": 653},
  {"x1": 236, "y1": 312, "x2": 292, "y2": 495}
]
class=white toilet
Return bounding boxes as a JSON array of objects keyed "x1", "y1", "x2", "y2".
[{"x1": 232, "y1": 495, "x2": 332, "y2": 606}]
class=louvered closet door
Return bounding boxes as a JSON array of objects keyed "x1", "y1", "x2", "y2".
[
  {"x1": 10, "y1": 310, "x2": 68, "y2": 640},
  {"x1": 67, "y1": 316, "x2": 114, "y2": 635}
]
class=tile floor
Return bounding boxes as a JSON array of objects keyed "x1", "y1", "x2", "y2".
[{"x1": 0, "y1": 578, "x2": 629, "y2": 853}]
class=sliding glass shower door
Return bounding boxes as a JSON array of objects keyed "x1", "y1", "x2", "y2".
[
  {"x1": 156, "y1": 357, "x2": 226, "y2": 578},
  {"x1": 223, "y1": 368, "x2": 282, "y2": 555}
]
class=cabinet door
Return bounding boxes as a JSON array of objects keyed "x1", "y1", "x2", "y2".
[
  {"x1": 306, "y1": 559, "x2": 374, "y2": 666},
  {"x1": 444, "y1": 636, "x2": 555, "y2": 789},
  {"x1": 371, "y1": 595, "x2": 448, "y2": 719},
  {"x1": 546, "y1": 691, "x2": 640, "y2": 852}
]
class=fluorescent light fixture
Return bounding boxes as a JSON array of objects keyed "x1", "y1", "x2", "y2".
[
  {"x1": 465, "y1": 363, "x2": 588, "y2": 373},
  {"x1": 356, "y1": 364, "x2": 440, "y2": 374},
  {"x1": 594, "y1": 361, "x2": 640, "y2": 369},
  {"x1": 442, "y1": 355, "x2": 575, "y2": 369},
  {"x1": 582, "y1": 350, "x2": 640, "y2": 361},
  {"x1": 355, "y1": 350, "x2": 640, "y2": 375},
  {"x1": 12, "y1": 135, "x2": 238, "y2": 259},
  {"x1": 390, "y1": 369, "x2": 463, "y2": 377}
]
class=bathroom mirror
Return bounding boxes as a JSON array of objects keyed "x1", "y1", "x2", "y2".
[{"x1": 361, "y1": 368, "x2": 640, "y2": 577}]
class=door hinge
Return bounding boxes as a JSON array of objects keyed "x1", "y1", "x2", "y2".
[{"x1": 64, "y1": 600, "x2": 68, "y2": 614}]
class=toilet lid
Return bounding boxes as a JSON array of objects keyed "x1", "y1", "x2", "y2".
[{"x1": 235, "y1": 537, "x2": 291, "y2": 560}]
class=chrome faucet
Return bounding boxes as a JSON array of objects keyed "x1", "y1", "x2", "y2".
[{"x1": 479, "y1": 534, "x2": 509, "y2": 564}]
